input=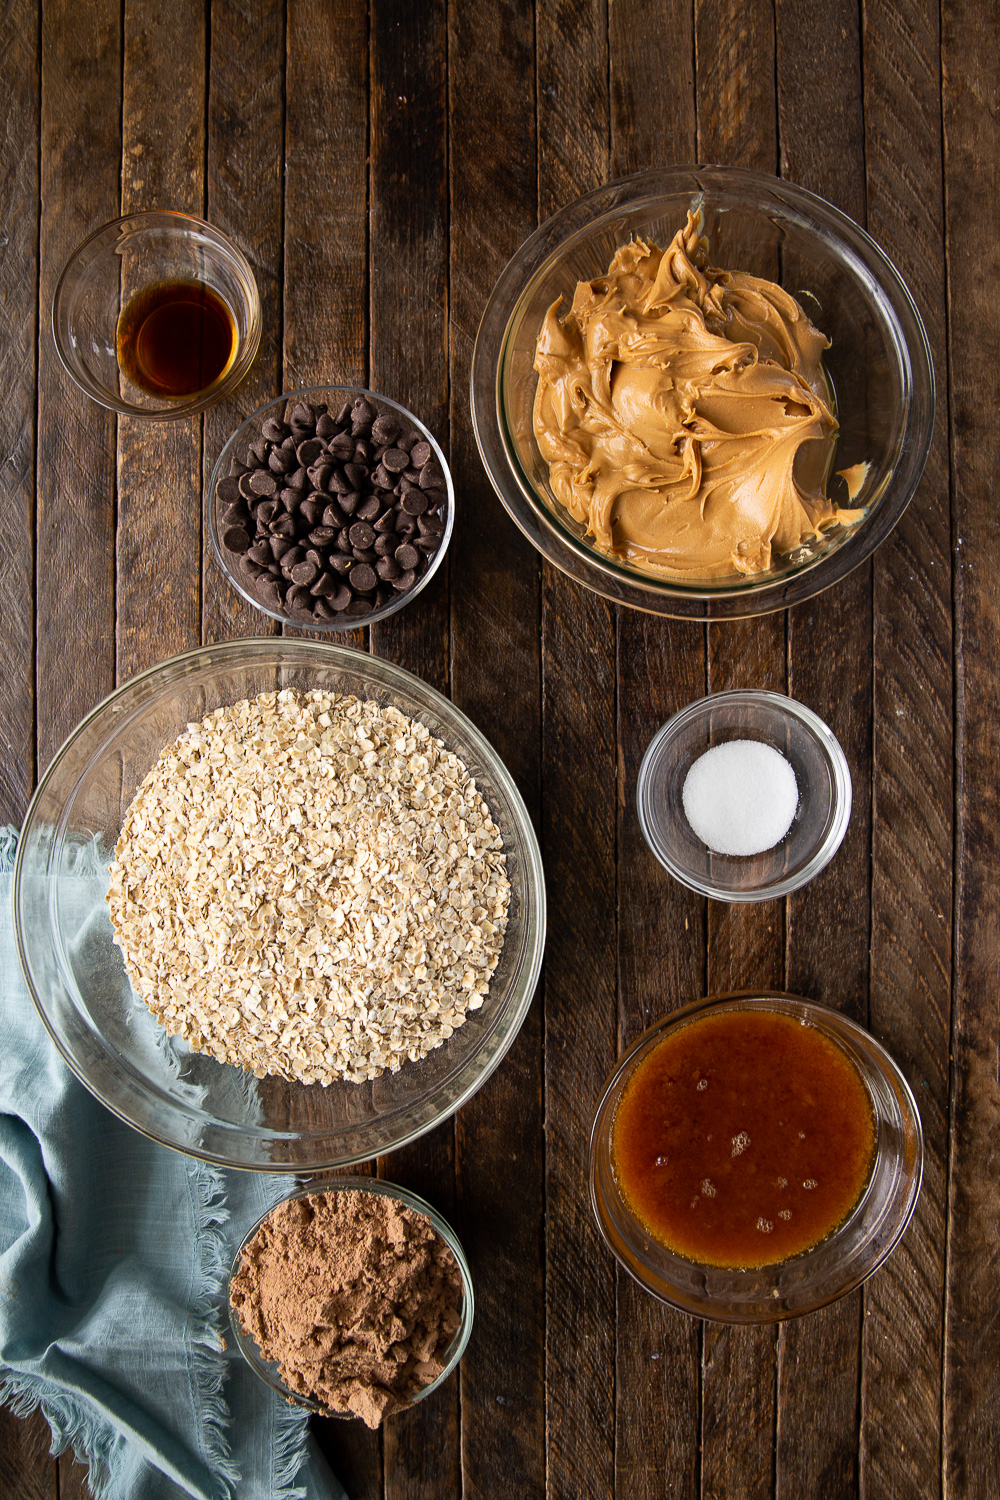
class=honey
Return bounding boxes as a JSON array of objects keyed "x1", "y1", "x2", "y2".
[
  {"x1": 116, "y1": 279, "x2": 237, "y2": 398},
  {"x1": 612, "y1": 1009, "x2": 876, "y2": 1269}
]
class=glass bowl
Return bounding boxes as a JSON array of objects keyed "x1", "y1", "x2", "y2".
[
  {"x1": 590, "y1": 993, "x2": 923, "y2": 1322},
  {"x1": 637, "y1": 690, "x2": 851, "y2": 901},
  {"x1": 228, "y1": 1177, "x2": 474, "y2": 1420},
  {"x1": 471, "y1": 166, "x2": 934, "y2": 620},
  {"x1": 13, "y1": 639, "x2": 545, "y2": 1170},
  {"x1": 52, "y1": 210, "x2": 261, "y2": 419},
  {"x1": 207, "y1": 386, "x2": 453, "y2": 632}
]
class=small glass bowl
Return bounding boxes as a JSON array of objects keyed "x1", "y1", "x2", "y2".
[
  {"x1": 590, "y1": 993, "x2": 923, "y2": 1323},
  {"x1": 228, "y1": 1177, "x2": 474, "y2": 1420},
  {"x1": 207, "y1": 386, "x2": 454, "y2": 632},
  {"x1": 471, "y1": 166, "x2": 934, "y2": 620},
  {"x1": 637, "y1": 690, "x2": 851, "y2": 901},
  {"x1": 52, "y1": 210, "x2": 261, "y2": 419}
]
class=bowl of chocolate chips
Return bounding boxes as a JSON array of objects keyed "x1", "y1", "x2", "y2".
[{"x1": 208, "y1": 386, "x2": 452, "y2": 629}]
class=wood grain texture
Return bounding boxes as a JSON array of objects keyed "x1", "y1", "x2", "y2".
[
  {"x1": 536, "y1": 5, "x2": 617, "y2": 1497},
  {"x1": 202, "y1": 0, "x2": 285, "y2": 645},
  {"x1": 941, "y1": 0, "x2": 1000, "y2": 1493},
  {"x1": 368, "y1": 0, "x2": 450, "y2": 690},
  {"x1": 448, "y1": 2, "x2": 544, "y2": 1495},
  {"x1": 36, "y1": 0, "x2": 120, "y2": 773},
  {"x1": 774, "y1": 1, "x2": 870, "y2": 1492},
  {"x1": 607, "y1": 16, "x2": 704, "y2": 1495},
  {"x1": 0, "y1": 0, "x2": 39, "y2": 828},
  {"x1": 368, "y1": 4, "x2": 458, "y2": 1496},
  {"x1": 116, "y1": 0, "x2": 205, "y2": 683},
  {"x1": 862, "y1": 0, "x2": 952, "y2": 1493},
  {"x1": 695, "y1": 0, "x2": 783, "y2": 1491}
]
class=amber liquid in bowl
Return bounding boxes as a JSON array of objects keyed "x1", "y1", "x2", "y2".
[
  {"x1": 612, "y1": 1010, "x2": 875, "y2": 1269},
  {"x1": 116, "y1": 279, "x2": 237, "y2": 397}
]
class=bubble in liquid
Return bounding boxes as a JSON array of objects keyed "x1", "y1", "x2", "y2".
[
  {"x1": 696, "y1": 1078, "x2": 708, "y2": 1091},
  {"x1": 803, "y1": 1179, "x2": 818, "y2": 1190},
  {"x1": 777, "y1": 1176, "x2": 788, "y2": 1189},
  {"x1": 778, "y1": 1209, "x2": 792, "y2": 1221},
  {"x1": 654, "y1": 1155, "x2": 668, "y2": 1167},
  {"x1": 756, "y1": 1218, "x2": 774, "y2": 1233},
  {"x1": 731, "y1": 1131, "x2": 750, "y2": 1157},
  {"x1": 700, "y1": 1178, "x2": 717, "y2": 1198}
]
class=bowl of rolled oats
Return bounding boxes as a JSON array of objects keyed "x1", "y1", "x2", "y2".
[{"x1": 14, "y1": 640, "x2": 545, "y2": 1169}]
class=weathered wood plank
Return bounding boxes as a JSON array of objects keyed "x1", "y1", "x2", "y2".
[
  {"x1": 116, "y1": 0, "x2": 205, "y2": 684},
  {"x1": 774, "y1": 0, "x2": 870, "y2": 1492},
  {"x1": 448, "y1": 2, "x2": 544, "y2": 1496},
  {"x1": 536, "y1": 5, "x2": 616, "y2": 1497},
  {"x1": 368, "y1": 4, "x2": 457, "y2": 1497},
  {"x1": 0, "y1": 0, "x2": 39, "y2": 829},
  {"x1": 862, "y1": 0, "x2": 952, "y2": 1494},
  {"x1": 608, "y1": 6, "x2": 704, "y2": 1497},
  {"x1": 36, "y1": 0, "x2": 120, "y2": 772},
  {"x1": 695, "y1": 0, "x2": 783, "y2": 1490},
  {"x1": 202, "y1": 0, "x2": 285, "y2": 646},
  {"x1": 941, "y1": 0, "x2": 1000, "y2": 1493}
]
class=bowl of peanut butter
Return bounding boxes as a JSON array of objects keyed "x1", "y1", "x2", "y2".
[{"x1": 471, "y1": 167, "x2": 934, "y2": 620}]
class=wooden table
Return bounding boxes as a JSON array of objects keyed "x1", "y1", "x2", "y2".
[{"x1": 2, "y1": 0, "x2": 995, "y2": 1496}]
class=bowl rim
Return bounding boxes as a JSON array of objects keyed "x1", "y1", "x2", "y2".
[
  {"x1": 227, "y1": 1175, "x2": 475, "y2": 1419},
  {"x1": 471, "y1": 164, "x2": 935, "y2": 621},
  {"x1": 589, "y1": 991, "x2": 924, "y2": 1323},
  {"x1": 636, "y1": 688, "x2": 853, "y2": 901},
  {"x1": 13, "y1": 638, "x2": 546, "y2": 1170},
  {"x1": 205, "y1": 384, "x2": 454, "y2": 632},
  {"x1": 51, "y1": 208, "x2": 262, "y2": 421}
]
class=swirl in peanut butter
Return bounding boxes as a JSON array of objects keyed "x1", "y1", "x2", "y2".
[{"x1": 532, "y1": 212, "x2": 862, "y2": 579}]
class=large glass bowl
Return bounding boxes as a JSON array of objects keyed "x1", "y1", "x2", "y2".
[
  {"x1": 590, "y1": 993, "x2": 923, "y2": 1322},
  {"x1": 14, "y1": 640, "x2": 545, "y2": 1170},
  {"x1": 471, "y1": 166, "x2": 934, "y2": 620}
]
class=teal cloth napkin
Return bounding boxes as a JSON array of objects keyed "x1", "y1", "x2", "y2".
[{"x1": 0, "y1": 828, "x2": 347, "y2": 1500}]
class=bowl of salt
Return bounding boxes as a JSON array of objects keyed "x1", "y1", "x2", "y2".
[{"x1": 637, "y1": 691, "x2": 852, "y2": 902}]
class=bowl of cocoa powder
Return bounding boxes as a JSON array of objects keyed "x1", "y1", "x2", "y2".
[{"x1": 228, "y1": 1178, "x2": 473, "y2": 1428}]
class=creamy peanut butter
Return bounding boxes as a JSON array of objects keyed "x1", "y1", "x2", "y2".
[{"x1": 532, "y1": 211, "x2": 862, "y2": 579}]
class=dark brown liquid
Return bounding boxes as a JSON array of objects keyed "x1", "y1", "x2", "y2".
[
  {"x1": 612, "y1": 1010, "x2": 876, "y2": 1269},
  {"x1": 116, "y1": 279, "x2": 236, "y2": 398}
]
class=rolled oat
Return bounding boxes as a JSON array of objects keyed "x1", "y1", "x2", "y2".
[{"x1": 107, "y1": 689, "x2": 510, "y2": 1084}]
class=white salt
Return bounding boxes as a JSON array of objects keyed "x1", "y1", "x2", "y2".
[{"x1": 681, "y1": 739, "x2": 798, "y2": 856}]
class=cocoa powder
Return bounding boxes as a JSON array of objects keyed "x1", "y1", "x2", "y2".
[{"x1": 230, "y1": 1189, "x2": 464, "y2": 1428}]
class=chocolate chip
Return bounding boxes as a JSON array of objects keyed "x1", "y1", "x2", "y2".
[
  {"x1": 394, "y1": 543, "x2": 419, "y2": 570},
  {"x1": 296, "y1": 437, "x2": 324, "y2": 465},
  {"x1": 300, "y1": 498, "x2": 324, "y2": 528},
  {"x1": 310, "y1": 571, "x2": 337, "y2": 597},
  {"x1": 256, "y1": 500, "x2": 280, "y2": 526},
  {"x1": 372, "y1": 464, "x2": 393, "y2": 490},
  {"x1": 401, "y1": 491, "x2": 428, "y2": 516},
  {"x1": 381, "y1": 447, "x2": 409, "y2": 473},
  {"x1": 286, "y1": 582, "x2": 313, "y2": 611},
  {"x1": 217, "y1": 476, "x2": 242, "y2": 505},
  {"x1": 316, "y1": 413, "x2": 337, "y2": 439},
  {"x1": 349, "y1": 563, "x2": 377, "y2": 593},
  {"x1": 392, "y1": 569, "x2": 417, "y2": 592},
  {"x1": 308, "y1": 527, "x2": 339, "y2": 546},
  {"x1": 374, "y1": 533, "x2": 397, "y2": 557},
  {"x1": 417, "y1": 511, "x2": 445, "y2": 535},
  {"x1": 249, "y1": 540, "x2": 273, "y2": 566},
  {"x1": 256, "y1": 575, "x2": 284, "y2": 610},
  {"x1": 345, "y1": 597, "x2": 372, "y2": 617},
  {"x1": 223, "y1": 524, "x2": 251, "y2": 552},
  {"x1": 415, "y1": 533, "x2": 442, "y2": 553},
  {"x1": 270, "y1": 536, "x2": 293, "y2": 560},
  {"x1": 356, "y1": 495, "x2": 381, "y2": 522},
  {"x1": 269, "y1": 447, "x2": 295, "y2": 474},
  {"x1": 352, "y1": 398, "x2": 376, "y2": 429},
  {"x1": 328, "y1": 553, "x2": 354, "y2": 574},
  {"x1": 419, "y1": 462, "x2": 443, "y2": 490},
  {"x1": 238, "y1": 472, "x2": 259, "y2": 500},
  {"x1": 371, "y1": 414, "x2": 398, "y2": 445},
  {"x1": 309, "y1": 462, "x2": 335, "y2": 492},
  {"x1": 329, "y1": 432, "x2": 354, "y2": 460},
  {"x1": 271, "y1": 514, "x2": 298, "y2": 539},
  {"x1": 248, "y1": 470, "x2": 277, "y2": 497},
  {"x1": 323, "y1": 502, "x2": 347, "y2": 529},
  {"x1": 410, "y1": 440, "x2": 433, "y2": 467},
  {"x1": 334, "y1": 401, "x2": 352, "y2": 424},
  {"x1": 262, "y1": 418, "x2": 289, "y2": 443},
  {"x1": 352, "y1": 547, "x2": 378, "y2": 564},
  {"x1": 373, "y1": 509, "x2": 397, "y2": 534},
  {"x1": 280, "y1": 546, "x2": 306, "y2": 576},
  {"x1": 335, "y1": 530, "x2": 354, "y2": 554},
  {"x1": 347, "y1": 521, "x2": 375, "y2": 550},
  {"x1": 286, "y1": 467, "x2": 309, "y2": 491},
  {"x1": 377, "y1": 556, "x2": 401, "y2": 581},
  {"x1": 289, "y1": 402, "x2": 313, "y2": 428},
  {"x1": 327, "y1": 468, "x2": 352, "y2": 496},
  {"x1": 291, "y1": 560, "x2": 319, "y2": 586},
  {"x1": 343, "y1": 462, "x2": 368, "y2": 491},
  {"x1": 339, "y1": 491, "x2": 360, "y2": 515},
  {"x1": 329, "y1": 583, "x2": 353, "y2": 611},
  {"x1": 353, "y1": 440, "x2": 371, "y2": 464}
]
